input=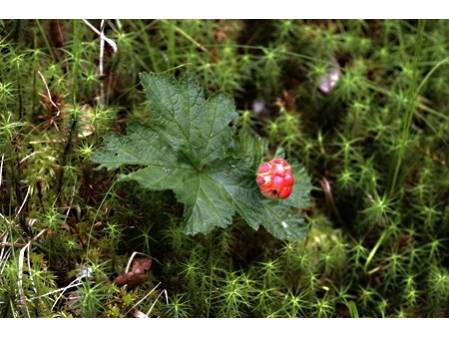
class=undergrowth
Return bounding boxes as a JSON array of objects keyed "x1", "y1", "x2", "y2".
[{"x1": 1, "y1": 19, "x2": 449, "y2": 317}]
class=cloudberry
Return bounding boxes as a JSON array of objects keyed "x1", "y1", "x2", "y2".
[{"x1": 256, "y1": 158, "x2": 295, "y2": 199}]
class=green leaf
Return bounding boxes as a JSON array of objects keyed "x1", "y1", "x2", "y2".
[
  {"x1": 173, "y1": 170, "x2": 237, "y2": 235},
  {"x1": 139, "y1": 73, "x2": 237, "y2": 167},
  {"x1": 92, "y1": 72, "x2": 312, "y2": 240},
  {"x1": 92, "y1": 124, "x2": 176, "y2": 171},
  {"x1": 234, "y1": 127, "x2": 267, "y2": 171}
]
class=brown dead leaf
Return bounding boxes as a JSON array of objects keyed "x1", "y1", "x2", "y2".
[
  {"x1": 275, "y1": 90, "x2": 296, "y2": 111},
  {"x1": 114, "y1": 257, "x2": 152, "y2": 288}
]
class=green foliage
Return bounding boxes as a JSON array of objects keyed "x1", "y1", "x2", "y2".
[
  {"x1": 2, "y1": 19, "x2": 449, "y2": 318},
  {"x1": 92, "y1": 73, "x2": 312, "y2": 240}
]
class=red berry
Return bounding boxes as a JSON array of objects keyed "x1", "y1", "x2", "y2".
[
  {"x1": 256, "y1": 158, "x2": 295, "y2": 199},
  {"x1": 283, "y1": 173, "x2": 294, "y2": 186},
  {"x1": 258, "y1": 162, "x2": 271, "y2": 173},
  {"x1": 278, "y1": 186, "x2": 292, "y2": 199},
  {"x1": 272, "y1": 164, "x2": 286, "y2": 176},
  {"x1": 256, "y1": 175, "x2": 265, "y2": 185},
  {"x1": 272, "y1": 158, "x2": 288, "y2": 166},
  {"x1": 273, "y1": 175, "x2": 284, "y2": 189}
]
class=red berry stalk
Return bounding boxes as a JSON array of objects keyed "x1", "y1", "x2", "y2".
[{"x1": 256, "y1": 158, "x2": 295, "y2": 199}]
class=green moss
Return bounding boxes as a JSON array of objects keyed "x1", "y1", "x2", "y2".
[{"x1": 1, "y1": 19, "x2": 449, "y2": 317}]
